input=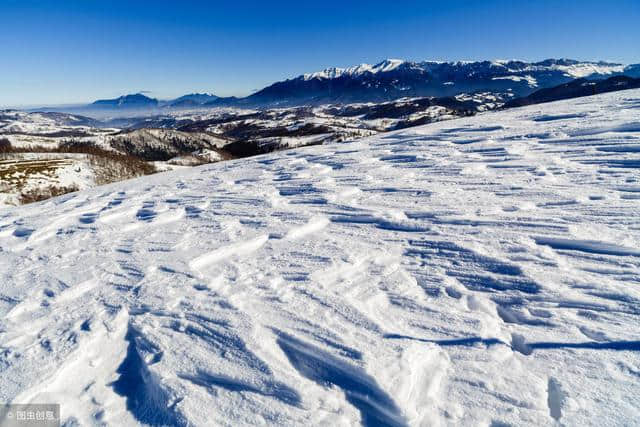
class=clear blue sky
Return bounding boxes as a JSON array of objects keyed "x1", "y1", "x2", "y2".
[{"x1": 1, "y1": 0, "x2": 639, "y2": 106}]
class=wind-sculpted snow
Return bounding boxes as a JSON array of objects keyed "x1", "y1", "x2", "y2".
[{"x1": 1, "y1": 90, "x2": 640, "y2": 426}]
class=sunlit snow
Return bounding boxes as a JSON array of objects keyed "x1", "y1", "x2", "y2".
[{"x1": 1, "y1": 90, "x2": 639, "y2": 426}]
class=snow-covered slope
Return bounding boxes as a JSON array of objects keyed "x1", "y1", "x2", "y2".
[{"x1": 1, "y1": 90, "x2": 639, "y2": 426}]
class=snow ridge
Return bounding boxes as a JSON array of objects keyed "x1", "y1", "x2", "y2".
[
  {"x1": 301, "y1": 58, "x2": 626, "y2": 81},
  {"x1": 303, "y1": 59, "x2": 406, "y2": 80}
]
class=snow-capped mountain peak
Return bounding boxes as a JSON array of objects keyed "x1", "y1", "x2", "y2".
[
  {"x1": 370, "y1": 58, "x2": 405, "y2": 73},
  {"x1": 303, "y1": 66, "x2": 347, "y2": 80},
  {"x1": 303, "y1": 59, "x2": 407, "y2": 80}
]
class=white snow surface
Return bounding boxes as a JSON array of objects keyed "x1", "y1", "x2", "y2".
[
  {"x1": 492, "y1": 75, "x2": 538, "y2": 87},
  {"x1": 555, "y1": 63, "x2": 626, "y2": 78},
  {"x1": 1, "y1": 90, "x2": 640, "y2": 426}
]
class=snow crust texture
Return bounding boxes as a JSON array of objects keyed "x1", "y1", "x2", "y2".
[{"x1": 1, "y1": 90, "x2": 640, "y2": 426}]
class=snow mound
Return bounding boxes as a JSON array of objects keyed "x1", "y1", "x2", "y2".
[{"x1": 1, "y1": 90, "x2": 640, "y2": 426}]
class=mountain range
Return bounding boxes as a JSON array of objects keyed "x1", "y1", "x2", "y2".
[
  {"x1": 90, "y1": 93, "x2": 218, "y2": 110},
  {"x1": 79, "y1": 59, "x2": 640, "y2": 111},
  {"x1": 235, "y1": 58, "x2": 637, "y2": 107}
]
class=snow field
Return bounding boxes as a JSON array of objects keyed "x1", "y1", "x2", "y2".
[{"x1": 1, "y1": 90, "x2": 639, "y2": 426}]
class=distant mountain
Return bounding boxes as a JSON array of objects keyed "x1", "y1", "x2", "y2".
[
  {"x1": 222, "y1": 58, "x2": 633, "y2": 107},
  {"x1": 203, "y1": 96, "x2": 240, "y2": 107},
  {"x1": 91, "y1": 93, "x2": 159, "y2": 109},
  {"x1": 88, "y1": 93, "x2": 219, "y2": 110},
  {"x1": 504, "y1": 75, "x2": 640, "y2": 108},
  {"x1": 169, "y1": 93, "x2": 218, "y2": 108}
]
